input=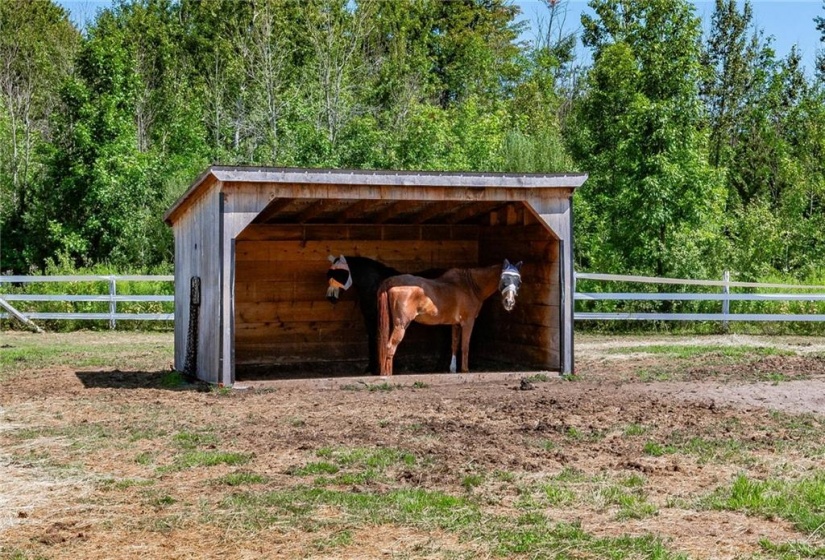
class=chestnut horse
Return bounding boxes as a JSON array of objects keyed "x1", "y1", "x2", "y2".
[{"x1": 377, "y1": 259, "x2": 523, "y2": 376}]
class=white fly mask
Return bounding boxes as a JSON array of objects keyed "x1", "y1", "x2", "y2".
[
  {"x1": 326, "y1": 254, "x2": 353, "y2": 303},
  {"x1": 498, "y1": 259, "x2": 523, "y2": 312}
]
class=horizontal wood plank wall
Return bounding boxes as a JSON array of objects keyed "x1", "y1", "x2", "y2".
[
  {"x1": 474, "y1": 222, "x2": 561, "y2": 370},
  {"x1": 234, "y1": 223, "x2": 479, "y2": 373}
]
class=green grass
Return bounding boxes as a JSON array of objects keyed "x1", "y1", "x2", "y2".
[
  {"x1": 290, "y1": 446, "x2": 418, "y2": 486},
  {"x1": 542, "y1": 484, "x2": 576, "y2": 506},
  {"x1": 521, "y1": 470, "x2": 657, "y2": 522},
  {"x1": 315, "y1": 446, "x2": 416, "y2": 469},
  {"x1": 598, "y1": 483, "x2": 658, "y2": 520},
  {"x1": 759, "y1": 539, "x2": 825, "y2": 559},
  {"x1": 313, "y1": 529, "x2": 353, "y2": 552},
  {"x1": 643, "y1": 441, "x2": 676, "y2": 457},
  {"x1": 135, "y1": 451, "x2": 156, "y2": 466},
  {"x1": 0, "y1": 332, "x2": 172, "y2": 378},
  {"x1": 611, "y1": 344, "x2": 794, "y2": 359},
  {"x1": 219, "y1": 485, "x2": 685, "y2": 558},
  {"x1": 0, "y1": 344, "x2": 111, "y2": 375},
  {"x1": 172, "y1": 430, "x2": 218, "y2": 449},
  {"x1": 213, "y1": 472, "x2": 267, "y2": 486},
  {"x1": 624, "y1": 423, "x2": 648, "y2": 436},
  {"x1": 99, "y1": 477, "x2": 155, "y2": 491},
  {"x1": 461, "y1": 474, "x2": 484, "y2": 490},
  {"x1": 553, "y1": 467, "x2": 587, "y2": 483},
  {"x1": 702, "y1": 472, "x2": 825, "y2": 533}
]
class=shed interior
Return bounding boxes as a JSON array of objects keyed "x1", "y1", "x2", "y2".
[{"x1": 233, "y1": 196, "x2": 561, "y2": 378}]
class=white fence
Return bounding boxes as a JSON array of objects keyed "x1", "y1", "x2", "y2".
[
  {"x1": 575, "y1": 272, "x2": 825, "y2": 322},
  {"x1": 0, "y1": 275, "x2": 174, "y2": 329},
  {"x1": 3, "y1": 272, "x2": 825, "y2": 329}
]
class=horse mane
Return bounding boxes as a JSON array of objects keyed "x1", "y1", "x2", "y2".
[
  {"x1": 346, "y1": 256, "x2": 402, "y2": 278},
  {"x1": 439, "y1": 264, "x2": 499, "y2": 300}
]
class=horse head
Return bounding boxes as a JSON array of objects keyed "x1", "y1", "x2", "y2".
[
  {"x1": 499, "y1": 259, "x2": 523, "y2": 312},
  {"x1": 326, "y1": 254, "x2": 353, "y2": 304}
]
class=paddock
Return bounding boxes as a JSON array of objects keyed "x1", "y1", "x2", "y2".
[{"x1": 163, "y1": 167, "x2": 586, "y2": 385}]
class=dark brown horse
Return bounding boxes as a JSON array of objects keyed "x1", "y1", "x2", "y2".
[
  {"x1": 326, "y1": 255, "x2": 444, "y2": 374},
  {"x1": 377, "y1": 260, "x2": 522, "y2": 376}
]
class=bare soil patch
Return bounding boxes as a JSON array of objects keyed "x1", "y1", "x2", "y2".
[{"x1": 1, "y1": 331, "x2": 825, "y2": 559}]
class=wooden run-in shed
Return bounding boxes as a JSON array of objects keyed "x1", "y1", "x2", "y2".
[{"x1": 164, "y1": 167, "x2": 587, "y2": 386}]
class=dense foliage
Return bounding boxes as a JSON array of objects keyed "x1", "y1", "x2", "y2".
[{"x1": 1, "y1": 0, "x2": 824, "y2": 285}]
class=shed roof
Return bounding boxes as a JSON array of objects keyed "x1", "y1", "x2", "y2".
[{"x1": 164, "y1": 166, "x2": 588, "y2": 226}]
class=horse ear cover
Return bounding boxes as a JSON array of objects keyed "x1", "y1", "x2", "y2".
[
  {"x1": 328, "y1": 255, "x2": 336, "y2": 263},
  {"x1": 515, "y1": 261, "x2": 523, "y2": 271}
]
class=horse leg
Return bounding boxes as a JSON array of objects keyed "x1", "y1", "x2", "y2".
[
  {"x1": 450, "y1": 324, "x2": 460, "y2": 373},
  {"x1": 460, "y1": 319, "x2": 475, "y2": 373},
  {"x1": 382, "y1": 319, "x2": 409, "y2": 376}
]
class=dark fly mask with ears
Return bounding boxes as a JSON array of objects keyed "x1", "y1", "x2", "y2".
[
  {"x1": 326, "y1": 255, "x2": 353, "y2": 303},
  {"x1": 498, "y1": 259, "x2": 523, "y2": 312}
]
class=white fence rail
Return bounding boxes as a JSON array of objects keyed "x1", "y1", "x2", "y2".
[
  {"x1": 0, "y1": 275, "x2": 174, "y2": 328},
  {"x1": 3, "y1": 272, "x2": 825, "y2": 328},
  {"x1": 574, "y1": 272, "x2": 825, "y2": 322}
]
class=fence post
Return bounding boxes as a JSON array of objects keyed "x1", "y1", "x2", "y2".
[
  {"x1": 722, "y1": 270, "x2": 730, "y2": 332},
  {"x1": 109, "y1": 277, "x2": 117, "y2": 330}
]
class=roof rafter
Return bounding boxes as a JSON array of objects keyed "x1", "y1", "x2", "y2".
[
  {"x1": 253, "y1": 198, "x2": 294, "y2": 224},
  {"x1": 295, "y1": 199, "x2": 334, "y2": 223},
  {"x1": 444, "y1": 202, "x2": 497, "y2": 225},
  {"x1": 336, "y1": 199, "x2": 382, "y2": 223},
  {"x1": 373, "y1": 201, "x2": 412, "y2": 224},
  {"x1": 409, "y1": 201, "x2": 456, "y2": 224}
]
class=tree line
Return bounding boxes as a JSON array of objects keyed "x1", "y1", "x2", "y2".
[{"x1": 1, "y1": 0, "x2": 824, "y2": 284}]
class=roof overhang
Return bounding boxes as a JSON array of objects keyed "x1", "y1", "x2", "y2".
[{"x1": 164, "y1": 166, "x2": 588, "y2": 226}]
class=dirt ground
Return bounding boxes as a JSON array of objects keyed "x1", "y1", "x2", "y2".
[{"x1": 1, "y1": 332, "x2": 825, "y2": 559}]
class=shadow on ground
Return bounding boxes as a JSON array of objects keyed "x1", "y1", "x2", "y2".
[
  {"x1": 235, "y1": 357, "x2": 537, "y2": 381},
  {"x1": 75, "y1": 369, "x2": 207, "y2": 391}
]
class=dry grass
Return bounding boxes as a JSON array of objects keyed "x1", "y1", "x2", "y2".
[{"x1": 2, "y1": 331, "x2": 825, "y2": 559}]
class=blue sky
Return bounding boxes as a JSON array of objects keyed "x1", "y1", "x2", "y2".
[
  {"x1": 59, "y1": 0, "x2": 823, "y2": 74},
  {"x1": 517, "y1": 1, "x2": 823, "y2": 74}
]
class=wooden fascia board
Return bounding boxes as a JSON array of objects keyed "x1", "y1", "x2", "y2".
[
  {"x1": 164, "y1": 166, "x2": 588, "y2": 225},
  {"x1": 163, "y1": 170, "x2": 218, "y2": 226},
  {"x1": 209, "y1": 167, "x2": 588, "y2": 189}
]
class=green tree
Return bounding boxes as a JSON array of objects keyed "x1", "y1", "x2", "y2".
[
  {"x1": 502, "y1": 0, "x2": 577, "y2": 173},
  {"x1": 700, "y1": 0, "x2": 771, "y2": 173},
  {"x1": 816, "y1": 0, "x2": 825, "y2": 79},
  {"x1": 0, "y1": 0, "x2": 79, "y2": 272},
  {"x1": 571, "y1": 0, "x2": 725, "y2": 277},
  {"x1": 426, "y1": 0, "x2": 523, "y2": 109},
  {"x1": 27, "y1": 0, "x2": 207, "y2": 270}
]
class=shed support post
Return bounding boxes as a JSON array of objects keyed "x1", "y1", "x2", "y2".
[{"x1": 533, "y1": 195, "x2": 575, "y2": 376}]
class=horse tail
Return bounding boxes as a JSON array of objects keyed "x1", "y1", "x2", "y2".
[{"x1": 377, "y1": 281, "x2": 391, "y2": 375}]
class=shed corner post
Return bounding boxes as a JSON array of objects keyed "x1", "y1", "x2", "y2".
[
  {"x1": 219, "y1": 185, "x2": 272, "y2": 388},
  {"x1": 530, "y1": 194, "x2": 575, "y2": 376}
]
